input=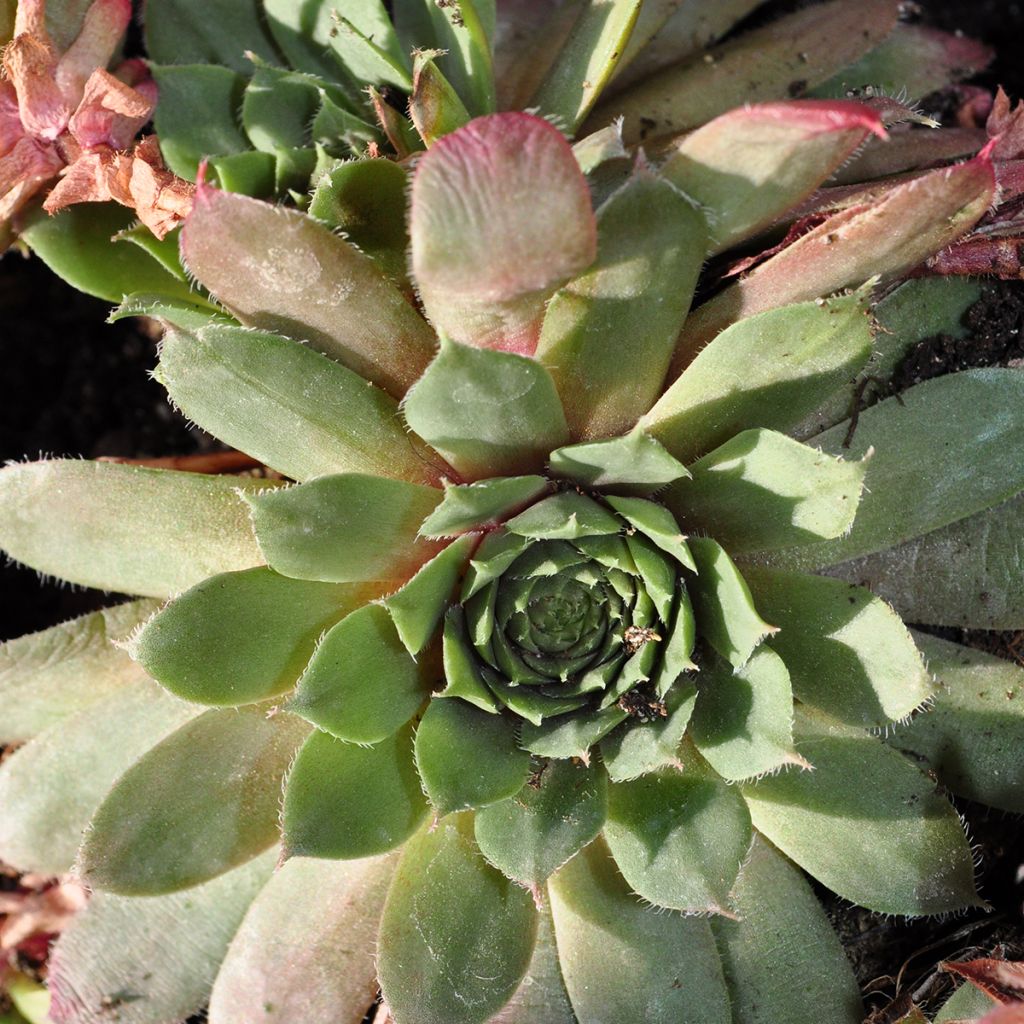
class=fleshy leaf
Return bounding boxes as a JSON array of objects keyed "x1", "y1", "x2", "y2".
[
  {"x1": 462, "y1": 530, "x2": 532, "y2": 600},
  {"x1": 440, "y1": 606, "x2": 500, "y2": 712},
  {"x1": 377, "y1": 814, "x2": 538, "y2": 1024},
  {"x1": 181, "y1": 188, "x2": 435, "y2": 397},
  {"x1": 283, "y1": 724, "x2": 427, "y2": 859},
  {"x1": 666, "y1": 429, "x2": 865, "y2": 554},
  {"x1": 48, "y1": 853, "x2": 275, "y2": 1024},
  {"x1": 80, "y1": 708, "x2": 310, "y2": 895},
  {"x1": 641, "y1": 293, "x2": 873, "y2": 464},
  {"x1": 530, "y1": 0, "x2": 641, "y2": 132},
  {"x1": 474, "y1": 759, "x2": 607, "y2": 886},
  {"x1": 676, "y1": 154, "x2": 996, "y2": 367},
  {"x1": 549, "y1": 836, "x2": 732, "y2": 1024},
  {"x1": 602, "y1": 0, "x2": 899, "y2": 144},
  {"x1": 420, "y1": 0, "x2": 496, "y2": 117},
  {"x1": 604, "y1": 764, "x2": 752, "y2": 914},
  {"x1": 410, "y1": 50, "x2": 471, "y2": 146},
  {"x1": 112, "y1": 292, "x2": 226, "y2": 330},
  {"x1": 403, "y1": 338, "x2": 570, "y2": 479},
  {"x1": 0, "y1": 460, "x2": 270, "y2": 598},
  {"x1": 890, "y1": 633, "x2": 1024, "y2": 814},
  {"x1": 156, "y1": 324, "x2": 444, "y2": 486},
  {"x1": 132, "y1": 568, "x2": 371, "y2": 706},
  {"x1": 745, "y1": 568, "x2": 932, "y2": 728},
  {"x1": 420, "y1": 477, "x2": 551, "y2": 538},
  {"x1": 409, "y1": 113, "x2": 596, "y2": 353},
  {"x1": 0, "y1": 681, "x2": 200, "y2": 876},
  {"x1": 0, "y1": 601, "x2": 154, "y2": 744},
  {"x1": 687, "y1": 538, "x2": 775, "y2": 669},
  {"x1": 241, "y1": 63, "x2": 322, "y2": 152},
  {"x1": 826, "y1": 494, "x2": 1024, "y2": 630},
  {"x1": 536, "y1": 165, "x2": 705, "y2": 440},
  {"x1": 660, "y1": 100, "x2": 885, "y2": 251},
  {"x1": 571, "y1": 123, "x2": 627, "y2": 174},
  {"x1": 742, "y1": 708, "x2": 981, "y2": 915},
  {"x1": 605, "y1": 495, "x2": 696, "y2": 570},
  {"x1": 385, "y1": 533, "x2": 478, "y2": 654},
  {"x1": 601, "y1": 681, "x2": 696, "y2": 782},
  {"x1": 520, "y1": 705, "x2": 628, "y2": 759},
  {"x1": 933, "y1": 982, "x2": 1001, "y2": 1024},
  {"x1": 288, "y1": 604, "x2": 428, "y2": 744},
  {"x1": 690, "y1": 647, "x2": 799, "y2": 781},
  {"x1": 506, "y1": 492, "x2": 621, "y2": 540},
  {"x1": 764, "y1": 369, "x2": 1024, "y2": 570},
  {"x1": 246, "y1": 474, "x2": 442, "y2": 584},
  {"x1": 712, "y1": 835, "x2": 863, "y2": 1024},
  {"x1": 415, "y1": 699, "x2": 531, "y2": 815},
  {"x1": 548, "y1": 431, "x2": 690, "y2": 494},
  {"x1": 208, "y1": 854, "x2": 397, "y2": 1024}
]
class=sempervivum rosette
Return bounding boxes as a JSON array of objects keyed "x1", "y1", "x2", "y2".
[{"x1": 1, "y1": 106, "x2": 1023, "y2": 1024}]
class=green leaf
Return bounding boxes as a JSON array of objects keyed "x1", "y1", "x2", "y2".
[
  {"x1": 181, "y1": 188, "x2": 436, "y2": 398},
  {"x1": 495, "y1": 907, "x2": 576, "y2": 1024},
  {"x1": 548, "y1": 836, "x2": 732, "y2": 1024},
  {"x1": 247, "y1": 474, "x2": 442, "y2": 583},
  {"x1": 132, "y1": 568, "x2": 370, "y2": 706},
  {"x1": 933, "y1": 982, "x2": 1000, "y2": 1024},
  {"x1": 415, "y1": 700, "x2": 531, "y2": 815},
  {"x1": 604, "y1": 765, "x2": 752, "y2": 914},
  {"x1": 890, "y1": 633, "x2": 1024, "y2": 814},
  {"x1": 324, "y1": 3, "x2": 411, "y2": 91},
  {"x1": 531, "y1": 0, "x2": 641, "y2": 132},
  {"x1": 690, "y1": 647, "x2": 800, "y2": 781},
  {"x1": 288, "y1": 604, "x2": 428, "y2": 743},
  {"x1": 404, "y1": 339, "x2": 570, "y2": 479},
  {"x1": 519, "y1": 705, "x2": 627, "y2": 759},
  {"x1": 475, "y1": 759, "x2": 607, "y2": 887},
  {"x1": 0, "y1": 460, "x2": 270, "y2": 598},
  {"x1": 462, "y1": 530, "x2": 531, "y2": 599},
  {"x1": 536, "y1": 165, "x2": 704, "y2": 440},
  {"x1": 653, "y1": 583, "x2": 697, "y2": 695},
  {"x1": 642, "y1": 293, "x2": 873, "y2": 464},
  {"x1": 21, "y1": 204, "x2": 197, "y2": 304},
  {"x1": 311, "y1": 94, "x2": 383, "y2": 155},
  {"x1": 49, "y1": 853, "x2": 276, "y2": 1024},
  {"x1": 4, "y1": 975, "x2": 45, "y2": 1024},
  {"x1": 604, "y1": 0, "x2": 899, "y2": 144},
  {"x1": 112, "y1": 292, "x2": 225, "y2": 330},
  {"x1": 548, "y1": 431, "x2": 689, "y2": 492},
  {"x1": 765, "y1": 369, "x2": 1024, "y2": 570},
  {"x1": 114, "y1": 225, "x2": 189, "y2": 282},
  {"x1": 741, "y1": 709, "x2": 981, "y2": 915},
  {"x1": 207, "y1": 149, "x2": 276, "y2": 197},
  {"x1": 150, "y1": 65, "x2": 249, "y2": 180},
  {"x1": 605, "y1": 495, "x2": 696, "y2": 570},
  {"x1": 420, "y1": 477, "x2": 551, "y2": 538},
  {"x1": 283, "y1": 724, "x2": 427, "y2": 858},
  {"x1": 144, "y1": 0, "x2": 278, "y2": 71},
  {"x1": 385, "y1": 534, "x2": 479, "y2": 654},
  {"x1": 409, "y1": 113, "x2": 596, "y2": 351},
  {"x1": 208, "y1": 854, "x2": 397, "y2": 1024},
  {"x1": 687, "y1": 538, "x2": 775, "y2": 669},
  {"x1": 601, "y1": 681, "x2": 696, "y2": 781},
  {"x1": 440, "y1": 606, "x2": 501, "y2": 712},
  {"x1": 712, "y1": 835, "x2": 863, "y2": 1024},
  {"x1": 0, "y1": 601, "x2": 155, "y2": 744},
  {"x1": 0, "y1": 682, "x2": 200, "y2": 875},
  {"x1": 242, "y1": 64, "x2": 322, "y2": 152},
  {"x1": 420, "y1": 0, "x2": 496, "y2": 116},
  {"x1": 80, "y1": 708, "x2": 310, "y2": 895},
  {"x1": 378, "y1": 815, "x2": 538, "y2": 1024},
  {"x1": 157, "y1": 324, "x2": 444, "y2": 486},
  {"x1": 827, "y1": 493, "x2": 1024, "y2": 630},
  {"x1": 261, "y1": 0, "x2": 355, "y2": 81},
  {"x1": 660, "y1": 100, "x2": 884, "y2": 252},
  {"x1": 667, "y1": 429, "x2": 866, "y2": 554},
  {"x1": 506, "y1": 492, "x2": 621, "y2": 540},
  {"x1": 309, "y1": 158, "x2": 409, "y2": 285},
  {"x1": 572, "y1": 123, "x2": 627, "y2": 174},
  {"x1": 411, "y1": 51, "x2": 471, "y2": 146},
  {"x1": 744, "y1": 568, "x2": 933, "y2": 728}
]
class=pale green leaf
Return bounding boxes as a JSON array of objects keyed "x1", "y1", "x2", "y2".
[
  {"x1": 157, "y1": 324, "x2": 444, "y2": 486},
  {"x1": 506, "y1": 492, "x2": 621, "y2": 540},
  {"x1": 712, "y1": 835, "x2": 863, "y2": 1024},
  {"x1": 601, "y1": 681, "x2": 696, "y2": 781},
  {"x1": 181, "y1": 189, "x2": 435, "y2": 398},
  {"x1": 548, "y1": 431, "x2": 689, "y2": 492},
  {"x1": 420, "y1": 477, "x2": 551, "y2": 538},
  {"x1": 519, "y1": 705, "x2": 627, "y2": 758},
  {"x1": 411, "y1": 51, "x2": 471, "y2": 147},
  {"x1": 132, "y1": 568, "x2": 371, "y2": 706},
  {"x1": 403, "y1": 339, "x2": 570, "y2": 479},
  {"x1": 536, "y1": 166, "x2": 704, "y2": 440},
  {"x1": 475, "y1": 759, "x2": 607, "y2": 886},
  {"x1": 642, "y1": 294, "x2": 873, "y2": 464},
  {"x1": 933, "y1": 982, "x2": 1000, "y2": 1024},
  {"x1": 283, "y1": 725, "x2": 427, "y2": 859},
  {"x1": 742, "y1": 709, "x2": 981, "y2": 915},
  {"x1": 378, "y1": 815, "x2": 538, "y2": 1024},
  {"x1": 440, "y1": 606, "x2": 501, "y2": 712},
  {"x1": 422, "y1": 0, "x2": 496, "y2": 116},
  {"x1": 242, "y1": 64, "x2": 321, "y2": 152},
  {"x1": 605, "y1": 765, "x2": 752, "y2": 914},
  {"x1": 112, "y1": 292, "x2": 225, "y2": 330},
  {"x1": 549, "y1": 836, "x2": 732, "y2": 1024},
  {"x1": 144, "y1": 0, "x2": 278, "y2": 72},
  {"x1": 208, "y1": 854, "x2": 397, "y2": 1024},
  {"x1": 605, "y1": 495, "x2": 696, "y2": 570},
  {"x1": 0, "y1": 460, "x2": 270, "y2": 598},
  {"x1": 80, "y1": 708, "x2": 310, "y2": 895},
  {"x1": 571, "y1": 123, "x2": 626, "y2": 174}
]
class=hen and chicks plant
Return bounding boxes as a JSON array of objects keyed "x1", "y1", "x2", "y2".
[{"x1": 1, "y1": 2, "x2": 1024, "y2": 1024}]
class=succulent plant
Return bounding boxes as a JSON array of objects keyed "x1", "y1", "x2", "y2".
[{"x1": 1, "y1": 77, "x2": 1024, "y2": 1024}]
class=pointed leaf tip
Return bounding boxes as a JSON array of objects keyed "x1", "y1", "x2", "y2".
[{"x1": 410, "y1": 112, "x2": 597, "y2": 354}]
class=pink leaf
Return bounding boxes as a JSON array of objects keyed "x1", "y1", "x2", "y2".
[{"x1": 55, "y1": 0, "x2": 131, "y2": 107}]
